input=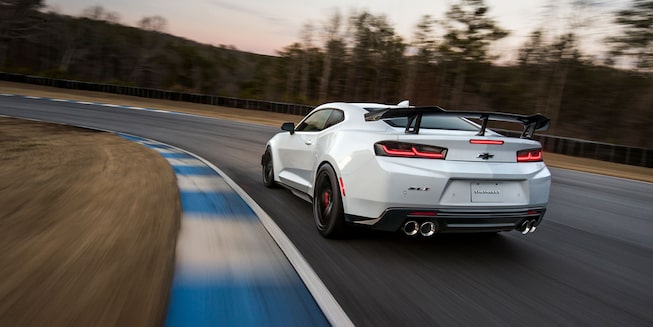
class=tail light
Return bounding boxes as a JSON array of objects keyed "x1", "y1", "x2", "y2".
[
  {"x1": 517, "y1": 148, "x2": 543, "y2": 162},
  {"x1": 375, "y1": 141, "x2": 447, "y2": 159}
]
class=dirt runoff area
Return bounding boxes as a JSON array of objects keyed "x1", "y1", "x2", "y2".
[{"x1": 0, "y1": 117, "x2": 180, "y2": 326}]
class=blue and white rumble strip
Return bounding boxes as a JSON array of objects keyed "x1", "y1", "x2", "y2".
[{"x1": 118, "y1": 134, "x2": 332, "y2": 326}]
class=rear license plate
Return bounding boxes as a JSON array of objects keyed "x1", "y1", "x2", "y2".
[{"x1": 471, "y1": 181, "x2": 504, "y2": 203}]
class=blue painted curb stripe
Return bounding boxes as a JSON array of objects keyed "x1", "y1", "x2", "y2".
[
  {"x1": 161, "y1": 152, "x2": 194, "y2": 159},
  {"x1": 180, "y1": 191, "x2": 258, "y2": 218},
  {"x1": 117, "y1": 133, "x2": 330, "y2": 327},
  {"x1": 165, "y1": 280, "x2": 328, "y2": 327},
  {"x1": 172, "y1": 165, "x2": 218, "y2": 176},
  {"x1": 141, "y1": 142, "x2": 171, "y2": 149}
]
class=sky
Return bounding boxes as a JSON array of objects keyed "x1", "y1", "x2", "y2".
[{"x1": 45, "y1": 0, "x2": 631, "y2": 61}]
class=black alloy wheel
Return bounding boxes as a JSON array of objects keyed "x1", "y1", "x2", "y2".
[
  {"x1": 262, "y1": 148, "x2": 277, "y2": 188},
  {"x1": 313, "y1": 164, "x2": 346, "y2": 238}
]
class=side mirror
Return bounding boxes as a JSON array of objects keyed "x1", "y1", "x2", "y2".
[{"x1": 281, "y1": 122, "x2": 295, "y2": 135}]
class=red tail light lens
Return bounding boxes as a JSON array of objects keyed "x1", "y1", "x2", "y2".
[
  {"x1": 517, "y1": 148, "x2": 543, "y2": 162},
  {"x1": 375, "y1": 141, "x2": 447, "y2": 159}
]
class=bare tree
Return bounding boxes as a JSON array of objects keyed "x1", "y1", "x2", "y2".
[
  {"x1": 58, "y1": 18, "x2": 85, "y2": 73},
  {"x1": 82, "y1": 5, "x2": 104, "y2": 20},
  {"x1": 82, "y1": 5, "x2": 120, "y2": 23},
  {"x1": 299, "y1": 22, "x2": 315, "y2": 102},
  {"x1": 518, "y1": 0, "x2": 600, "y2": 131},
  {"x1": 439, "y1": 0, "x2": 508, "y2": 108},
  {"x1": 405, "y1": 15, "x2": 437, "y2": 101},
  {"x1": 608, "y1": 0, "x2": 653, "y2": 145},
  {"x1": 318, "y1": 9, "x2": 345, "y2": 103},
  {"x1": 346, "y1": 10, "x2": 406, "y2": 101},
  {"x1": 608, "y1": 0, "x2": 653, "y2": 71},
  {"x1": 277, "y1": 42, "x2": 303, "y2": 101},
  {"x1": 138, "y1": 15, "x2": 167, "y2": 32},
  {"x1": 131, "y1": 16, "x2": 169, "y2": 86},
  {"x1": 0, "y1": 0, "x2": 46, "y2": 67}
]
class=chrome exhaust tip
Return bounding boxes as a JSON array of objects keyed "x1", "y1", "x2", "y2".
[
  {"x1": 419, "y1": 221, "x2": 436, "y2": 237},
  {"x1": 402, "y1": 221, "x2": 419, "y2": 236},
  {"x1": 520, "y1": 220, "x2": 532, "y2": 235}
]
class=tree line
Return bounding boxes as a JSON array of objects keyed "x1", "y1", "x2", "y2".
[{"x1": 0, "y1": 0, "x2": 651, "y2": 148}]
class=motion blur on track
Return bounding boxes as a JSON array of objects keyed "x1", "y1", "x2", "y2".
[{"x1": 262, "y1": 101, "x2": 551, "y2": 238}]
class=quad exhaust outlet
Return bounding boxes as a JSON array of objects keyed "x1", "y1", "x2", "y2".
[
  {"x1": 403, "y1": 219, "x2": 538, "y2": 236},
  {"x1": 402, "y1": 221, "x2": 437, "y2": 237}
]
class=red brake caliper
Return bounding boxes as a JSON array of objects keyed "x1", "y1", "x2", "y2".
[{"x1": 323, "y1": 191, "x2": 330, "y2": 208}]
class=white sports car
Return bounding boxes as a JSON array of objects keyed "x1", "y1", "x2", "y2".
[{"x1": 261, "y1": 101, "x2": 551, "y2": 238}]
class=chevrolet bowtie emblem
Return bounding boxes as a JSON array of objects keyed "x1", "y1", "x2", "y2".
[{"x1": 478, "y1": 152, "x2": 494, "y2": 160}]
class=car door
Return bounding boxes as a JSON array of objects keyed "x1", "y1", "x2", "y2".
[{"x1": 277, "y1": 109, "x2": 333, "y2": 193}]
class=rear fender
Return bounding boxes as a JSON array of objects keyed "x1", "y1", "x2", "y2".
[{"x1": 313, "y1": 159, "x2": 350, "y2": 214}]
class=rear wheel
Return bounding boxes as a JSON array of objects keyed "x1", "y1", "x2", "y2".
[
  {"x1": 262, "y1": 148, "x2": 278, "y2": 188},
  {"x1": 313, "y1": 164, "x2": 347, "y2": 238}
]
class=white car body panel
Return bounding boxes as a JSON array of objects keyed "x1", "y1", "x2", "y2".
[{"x1": 264, "y1": 102, "x2": 551, "y2": 235}]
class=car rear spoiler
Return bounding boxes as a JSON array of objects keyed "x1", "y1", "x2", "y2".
[{"x1": 364, "y1": 107, "x2": 550, "y2": 139}]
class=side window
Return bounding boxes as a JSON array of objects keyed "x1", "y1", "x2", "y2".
[
  {"x1": 324, "y1": 109, "x2": 344, "y2": 129},
  {"x1": 296, "y1": 110, "x2": 333, "y2": 132}
]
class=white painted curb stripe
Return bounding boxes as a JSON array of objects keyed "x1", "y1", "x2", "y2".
[{"x1": 176, "y1": 175, "x2": 234, "y2": 193}]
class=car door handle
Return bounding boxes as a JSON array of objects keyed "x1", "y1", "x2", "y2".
[{"x1": 305, "y1": 139, "x2": 313, "y2": 145}]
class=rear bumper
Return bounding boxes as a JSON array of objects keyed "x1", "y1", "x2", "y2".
[
  {"x1": 340, "y1": 157, "x2": 551, "y2": 219},
  {"x1": 346, "y1": 207, "x2": 546, "y2": 233}
]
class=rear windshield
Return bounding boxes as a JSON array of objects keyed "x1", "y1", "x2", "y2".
[{"x1": 384, "y1": 116, "x2": 479, "y2": 131}]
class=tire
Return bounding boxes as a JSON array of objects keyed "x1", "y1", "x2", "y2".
[
  {"x1": 262, "y1": 148, "x2": 278, "y2": 188},
  {"x1": 313, "y1": 164, "x2": 347, "y2": 238}
]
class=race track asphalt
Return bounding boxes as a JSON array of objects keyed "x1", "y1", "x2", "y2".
[{"x1": 2, "y1": 96, "x2": 652, "y2": 327}]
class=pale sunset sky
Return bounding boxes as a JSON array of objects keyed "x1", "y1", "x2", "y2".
[{"x1": 45, "y1": 0, "x2": 629, "y2": 61}]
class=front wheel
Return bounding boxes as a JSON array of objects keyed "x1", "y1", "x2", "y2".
[
  {"x1": 313, "y1": 164, "x2": 347, "y2": 238},
  {"x1": 261, "y1": 148, "x2": 278, "y2": 188}
]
